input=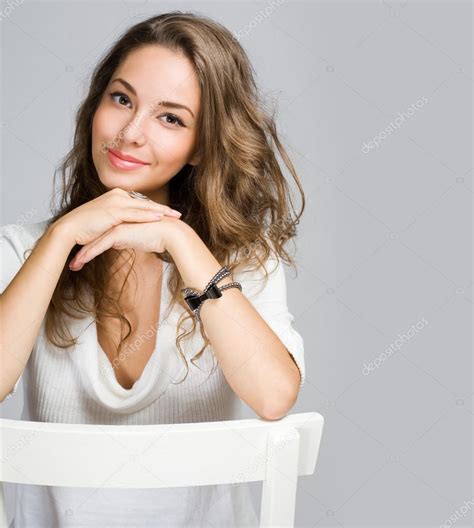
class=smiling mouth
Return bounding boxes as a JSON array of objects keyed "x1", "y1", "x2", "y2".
[
  {"x1": 106, "y1": 149, "x2": 150, "y2": 171},
  {"x1": 108, "y1": 148, "x2": 150, "y2": 164}
]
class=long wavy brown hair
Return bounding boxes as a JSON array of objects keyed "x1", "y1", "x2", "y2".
[{"x1": 34, "y1": 11, "x2": 305, "y2": 384}]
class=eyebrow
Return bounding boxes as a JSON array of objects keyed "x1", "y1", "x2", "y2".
[{"x1": 110, "y1": 77, "x2": 195, "y2": 118}]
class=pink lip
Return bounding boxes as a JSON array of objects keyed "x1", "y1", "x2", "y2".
[{"x1": 106, "y1": 149, "x2": 150, "y2": 171}]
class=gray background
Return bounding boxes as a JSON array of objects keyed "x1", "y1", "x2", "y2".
[{"x1": 1, "y1": 1, "x2": 472, "y2": 527}]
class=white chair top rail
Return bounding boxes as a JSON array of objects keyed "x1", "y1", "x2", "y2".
[{"x1": 0, "y1": 412, "x2": 324, "y2": 489}]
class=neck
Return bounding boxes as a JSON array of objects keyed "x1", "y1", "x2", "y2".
[{"x1": 142, "y1": 183, "x2": 170, "y2": 207}]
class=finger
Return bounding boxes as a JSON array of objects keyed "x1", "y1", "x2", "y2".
[
  {"x1": 117, "y1": 208, "x2": 165, "y2": 223},
  {"x1": 100, "y1": 207, "x2": 163, "y2": 231},
  {"x1": 118, "y1": 194, "x2": 182, "y2": 218},
  {"x1": 70, "y1": 230, "x2": 116, "y2": 269}
]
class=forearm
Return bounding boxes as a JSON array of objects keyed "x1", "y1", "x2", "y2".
[
  {"x1": 166, "y1": 223, "x2": 301, "y2": 420},
  {"x1": 0, "y1": 222, "x2": 74, "y2": 401}
]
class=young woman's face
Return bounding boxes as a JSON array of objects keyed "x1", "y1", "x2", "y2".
[{"x1": 92, "y1": 45, "x2": 201, "y2": 204}]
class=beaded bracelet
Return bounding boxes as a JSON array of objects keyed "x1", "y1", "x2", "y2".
[{"x1": 181, "y1": 266, "x2": 242, "y2": 322}]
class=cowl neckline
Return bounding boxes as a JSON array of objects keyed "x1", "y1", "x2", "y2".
[{"x1": 68, "y1": 260, "x2": 186, "y2": 414}]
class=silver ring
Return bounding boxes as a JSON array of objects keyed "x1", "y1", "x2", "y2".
[{"x1": 128, "y1": 190, "x2": 150, "y2": 200}]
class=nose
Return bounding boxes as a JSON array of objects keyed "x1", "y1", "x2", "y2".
[{"x1": 120, "y1": 109, "x2": 148, "y2": 146}]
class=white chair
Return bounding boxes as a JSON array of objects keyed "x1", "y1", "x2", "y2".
[{"x1": 1, "y1": 411, "x2": 324, "y2": 527}]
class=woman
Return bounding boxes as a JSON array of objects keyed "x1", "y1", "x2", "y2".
[{"x1": 1, "y1": 11, "x2": 306, "y2": 527}]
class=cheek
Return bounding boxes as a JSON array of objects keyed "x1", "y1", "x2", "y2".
[
  {"x1": 92, "y1": 105, "x2": 114, "y2": 141},
  {"x1": 150, "y1": 131, "x2": 192, "y2": 165},
  {"x1": 92, "y1": 105, "x2": 124, "y2": 158},
  {"x1": 91, "y1": 106, "x2": 113, "y2": 167},
  {"x1": 91, "y1": 108, "x2": 105, "y2": 152},
  {"x1": 170, "y1": 140, "x2": 195, "y2": 169},
  {"x1": 169, "y1": 130, "x2": 197, "y2": 159}
]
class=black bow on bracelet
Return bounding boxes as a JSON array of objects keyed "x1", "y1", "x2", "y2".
[{"x1": 181, "y1": 266, "x2": 242, "y2": 322}]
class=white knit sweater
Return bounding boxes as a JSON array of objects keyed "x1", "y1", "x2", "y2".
[{"x1": 1, "y1": 219, "x2": 305, "y2": 528}]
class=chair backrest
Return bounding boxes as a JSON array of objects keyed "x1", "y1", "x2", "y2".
[{"x1": 0, "y1": 411, "x2": 324, "y2": 527}]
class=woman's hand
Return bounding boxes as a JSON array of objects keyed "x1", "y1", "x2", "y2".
[
  {"x1": 68, "y1": 216, "x2": 182, "y2": 271},
  {"x1": 53, "y1": 187, "x2": 182, "y2": 250}
]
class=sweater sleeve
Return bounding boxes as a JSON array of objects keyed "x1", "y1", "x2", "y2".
[
  {"x1": 235, "y1": 255, "x2": 305, "y2": 389},
  {"x1": 1, "y1": 224, "x2": 33, "y2": 400}
]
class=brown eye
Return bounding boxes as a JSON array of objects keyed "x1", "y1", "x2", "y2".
[
  {"x1": 158, "y1": 113, "x2": 185, "y2": 127},
  {"x1": 109, "y1": 92, "x2": 131, "y2": 108}
]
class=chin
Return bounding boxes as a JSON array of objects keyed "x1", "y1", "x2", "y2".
[{"x1": 99, "y1": 168, "x2": 137, "y2": 185}]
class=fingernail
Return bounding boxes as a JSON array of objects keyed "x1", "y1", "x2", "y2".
[
  {"x1": 70, "y1": 258, "x2": 82, "y2": 269},
  {"x1": 170, "y1": 209, "x2": 182, "y2": 218}
]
